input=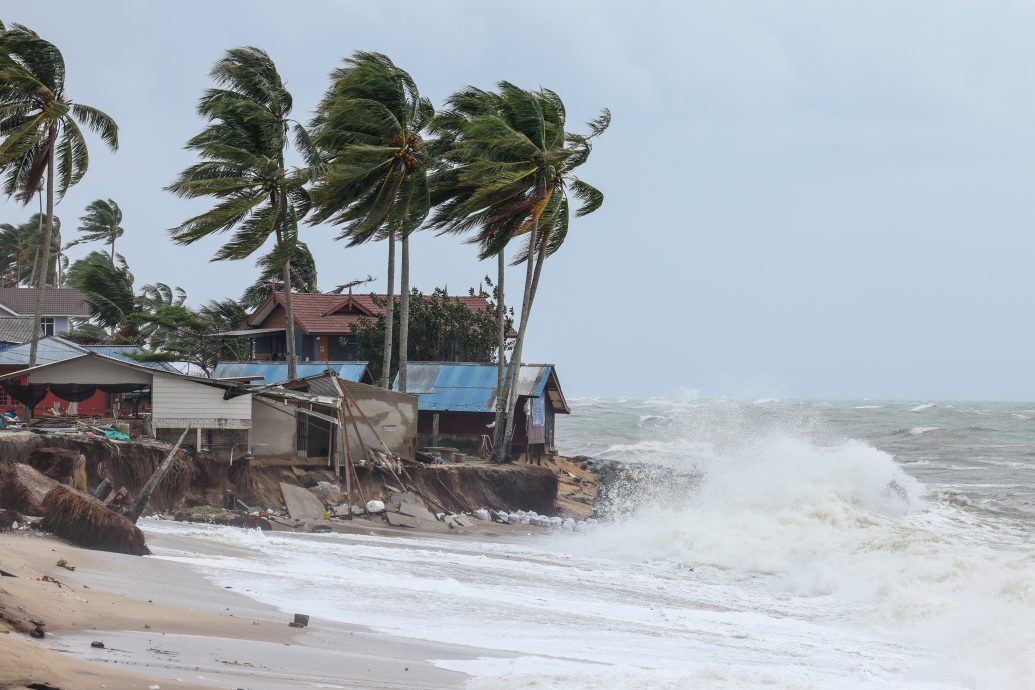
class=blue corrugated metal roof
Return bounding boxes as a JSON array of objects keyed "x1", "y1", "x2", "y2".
[
  {"x1": 82, "y1": 346, "x2": 180, "y2": 372},
  {"x1": 0, "y1": 337, "x2": 182, "y2": 373},
  {"x1": 393, "y1": 362, "x2": 556, "y2": 413},
  {"x1": 211, "y1": 361, "x2": 371, "y2": 385}
]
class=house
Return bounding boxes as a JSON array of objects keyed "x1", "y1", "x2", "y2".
[
  {"x1": 0, "y1": 336, "x2": 179, "y2": 416},
  {"x1": 0, "y1": 352, "x2": 252, "y2": 456},
  {"x1": 249, "y1": 372, "x2": 417, "y2": 465},
  {"x1": 0, "y1": 287, "x2": 90, "y2": 336},
  {"x1": 394, "y1": 362, "x2": 570, "y2": 461},
  {"x1": 211, "y1": 360, "x2": 374, "y2": 385},
  {"x1": 215, "y1": 290, "x2": 497, "y2": 363}
]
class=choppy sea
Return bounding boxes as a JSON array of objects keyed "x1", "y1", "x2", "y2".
[{"x1": 143, "y1": 397, "x2": 1035, "y2": 689}]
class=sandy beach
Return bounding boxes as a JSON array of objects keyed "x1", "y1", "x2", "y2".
[{"x1": 0, "y1": 529, "x2": 481, "y2": 690}]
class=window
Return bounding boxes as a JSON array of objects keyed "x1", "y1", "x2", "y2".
[{"x1": 41, "y1": 318, "x2": 54, "y2": 337}]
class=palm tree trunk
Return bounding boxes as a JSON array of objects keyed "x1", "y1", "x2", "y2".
[
  {"x1": 29, "y1": 129, "x2": 56, "y2": 369},
  {"x1": 110, "y1": 236, "x2": 115, "y2": 262},
  {"x1": 492, "y1": 219, "x2": 539, "y2": 462},
  {"x1": 381, "y1": 231, "x2": 396, "y2": 388},
  {"x1": 398, "y1": 233, "x2": 410, "y2": 393},
  {"x1": 493, "y1": 250, "x2": 506, "y2": 453},
  {"x1": 282, "y1": 261, "x2": 297, "y2": 380},
  {"x1": 499, "y1": 227, "x2": 547, "y2": 462}
]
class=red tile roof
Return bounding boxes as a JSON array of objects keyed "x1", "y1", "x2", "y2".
[
  {"x1": 251, "y1": 292, "x2": 499, "y2": 336},
  {"x1": 0, "y1": 287, "x2": 90, "y2": 317}
]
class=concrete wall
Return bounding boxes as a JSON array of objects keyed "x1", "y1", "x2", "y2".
[
  {"x1": 250, "y1": 396, "x2": 297, "y2": 457},
  {"x1": 151, "y1": 374, "x2": 251, "y2": 429},
  {"x1": 343, "y1": 381, "x2": 417, "y2": 460}
]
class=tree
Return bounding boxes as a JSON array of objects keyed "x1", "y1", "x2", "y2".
[
  {"x1": 0, "y1": 213, "x2": 62, "y2": 286},
  {"x1": 65, "y1": 250, "x2": 136, "y2": 334},
  {"x1": 350, "y1": 286, "x2": 510, "y2": 384},
  {"x1": 240, "y1": 240, "x2": 318, "y2": 308},
  {"x1": 309, "y1": 52, "x2": 433, "y2": 390},
  {"x1": 73, "y1": 198, "x2": 124, "y2": 260},
  {"x1": 430, "y1": 83, "x2": 609, "y2": 461},
  {"x1": 167, "y1": 47, "x2": 310, "y2": 380},
  {"x1": 0, "y1": 22, "x2": 119, "y2": 366}
]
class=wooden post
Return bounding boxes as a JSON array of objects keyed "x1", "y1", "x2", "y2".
[
  {"x1": 71, "y1": 454, "x2": 87, "y2": 493},
  {"x1": 432, "y1": 413, "x2": 440, "y2": 449},
  {"x1": 196, "y1": 427, "x2": 202, "y2": 452},
  {"x1": 125, "y1": 426, "x2": 189, "y2": 523},
  {"x1": 328, "y1": 377, "x2": 353, "y2": 520}
]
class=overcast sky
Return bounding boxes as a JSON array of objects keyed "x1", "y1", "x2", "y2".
[{"x1": 5, "y1": 1, "x2": 1035, "y2": 400}]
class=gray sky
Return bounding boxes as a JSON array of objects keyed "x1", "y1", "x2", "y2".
[{"x1": 5, "y1": 1, "x2": 1035, "y2": 400}]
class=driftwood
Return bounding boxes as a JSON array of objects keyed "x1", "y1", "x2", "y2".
[{"x1": 124, "y1": 427, "x2": 190, "y2": 523}]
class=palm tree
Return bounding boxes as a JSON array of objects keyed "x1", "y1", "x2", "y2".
[
  {"x1": 431, "y1": 83, "x2": 609, "y2": 461},
  {"x1": 167, "y1": 47, "x2": 310, "y2": 380},
  {"x1": 74, "y1": 198, "x2": 124, "y2": 260},
  {"x1": 240, "y1": 241, "x2": 318, "y2": 308},
  {"x1": 65, "y1": 250, "x2": 136, "y2": 334},
  {"x1": 0, "y1": 213, "x2": 62, "y2": 287},
  {"x1": 0, "y1": 22, "x2": 119, "y2": 366},
  {"x1": 308, "y1": 52, "x2": 433, "y2": 390}
]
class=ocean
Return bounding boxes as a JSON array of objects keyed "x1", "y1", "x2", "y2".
[{"x1": 143, "y1": 397, "x2": 1035, "y2": 689}]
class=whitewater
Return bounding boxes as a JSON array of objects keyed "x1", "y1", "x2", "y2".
[{"x1": 142, "y1": 398, "x2": 1035, "y2": 689}]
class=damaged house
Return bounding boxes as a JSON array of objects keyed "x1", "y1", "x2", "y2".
[{"x1": 396, "y1": 362, "x2": 569, "y2": 461}]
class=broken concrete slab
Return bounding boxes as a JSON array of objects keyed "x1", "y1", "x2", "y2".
[{"x1": 280, "y1": 482, "x2": 327, "y2": 521}]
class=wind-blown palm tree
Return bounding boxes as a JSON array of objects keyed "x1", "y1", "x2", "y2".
[
  {"x1": 74, "y1": 198, "x2": 124, "y2": 259},
  {"x1": 65, "y1": 250, "x2": 136, "y2": 334},
  {"x1": 167, "y1": 47, "x2": 311, "y2": 380},
  {"x1": 240, "y1": 241, "x2": 318, "y2": 308},
  {"x1": 308, "y1": 52, "x2": 433, "y2": 390},
  {"x1": 431, "y1": 83, "x2": 609, "y2": 461},
  {"x1": 0, "y1": 213, "x2": 62, "y2": 287},
  {"x1": 0, "y1": 22, "x2": 119, "y2": 365}
]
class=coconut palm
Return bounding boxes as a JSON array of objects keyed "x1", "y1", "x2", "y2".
[
  {"x1": 430, "y1": 83, "x2": 609, "y2": 461},
  {"x1": 166, "y1": 47, "x2": 310, "y2": 380},
  {"x1": 0, "y1": 22, "x2": 119, "y2": 365},
  {"x1": 74, "y1": 198, "x2": 124, "y2": 259},
  {"x1": 308, "y1": 52, "x2": 433, "y2": 390},
  {"x1": 65, "y1": 250, "x2": 136, "y2": 334},
  {"x1": 240, "y1": 241, "x2": 318, "y2": 308},
  {"x1": 0, "y1": 213, "x2": 62, "y2": 286}
]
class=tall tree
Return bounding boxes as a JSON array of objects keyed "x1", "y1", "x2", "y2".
[
  {"x1": 0, "y1": 22, "x2": 119, "y2": 365},
  {"x1": 309, "y1": 52, "x2": 433, "y2": 390},
  {"x1": 431, "y1": 83, "x2": 609, "y2": 461},
  {"x1": 167, "y1": 47, "x2": 310, "y2": 380},
  {"x1": 73, "y1": 198, "x2": 124, "y2": 259}
]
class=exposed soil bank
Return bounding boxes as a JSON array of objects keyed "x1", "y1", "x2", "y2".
[{"x1": 0, "y1": 432, "x2": 586, "y2": 519}]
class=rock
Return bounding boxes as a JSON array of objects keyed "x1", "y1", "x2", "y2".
[
  {"x1": 366, "y1": 500, "x2": 385, "y2": 514},
  {"x1": 91, "y1": 640, "x2": 105, "y2": 648},
  {"x1": 280, "y1": 483, "x2": 326, "y2": 521},
  {"x1": 308, "y1": 481, "x2": 342, "y2": 505},
  {"x1": 310, "y1": 523, "x2": 332, "y2": 533},
  {"x1": 288, "y1": 613, "x2": 309, "y2": 628}
]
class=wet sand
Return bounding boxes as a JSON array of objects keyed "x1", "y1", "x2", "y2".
[{"x1": 0, "y1": 529, "x2": 479, "y2": 689}]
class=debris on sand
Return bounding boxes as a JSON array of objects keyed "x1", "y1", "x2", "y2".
[{"x1": 39, "y1": 485, "x2": 149, "y2": 556}]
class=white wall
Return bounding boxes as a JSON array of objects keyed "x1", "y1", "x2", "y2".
[
  {"x1": 151, "y1": 373, "x2": 251, "y2": 429},
  {"x1": 250, "y1": 397, "x2": 296, "y2": 456}
]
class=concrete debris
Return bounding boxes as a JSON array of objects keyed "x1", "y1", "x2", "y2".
[
  {"x1": 308, "y1": 481, "x2": 342, "y2": 505},
  {"x1": 280, "y1": 482, "x2": 327, "y2": 521},
  {"x1": 289, "y1": 613, "x2": 309, "y2": 628},
  {"x1": 384, "y1": 492, "x2": 439, "y2": 529}
]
